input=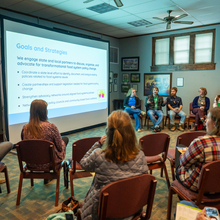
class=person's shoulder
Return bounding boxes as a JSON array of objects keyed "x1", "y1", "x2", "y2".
[{"x1": 41, "y1": 121, "x2": 57, "y2": 130}]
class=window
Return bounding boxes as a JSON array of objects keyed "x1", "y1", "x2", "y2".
[
  {"x1": 195, "y1": 32, "x2": 213, "y2": 63},
  {"x1": 151, "y1": 29, "x2": 215, "y2": 71},
  {"x1": 174, "y1": 36, "x2": 190, "y2": 64},
  {"x1": 155, "y1": 38, "x2": 169, "y2": 65}
]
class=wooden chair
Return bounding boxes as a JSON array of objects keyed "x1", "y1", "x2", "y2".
[
  {"x1": 77, "y1": 174, "x2": 157, "y2": 220},
  {"x1": 144, "y1": 107, "x2": 164, "y2": 130},
  {"x1": 164, "y1": 105, "x2": 181, "y2": 129},
  {"x1": 16, "y1": 140, "x2": 67, "y2": 206},
  {"x1": 68, "y1": 137, "x2": 101, "y2": 197},
  {"x1": 0, "y1": 162, "x2": 10, "y2": 194},
  {"x1": 139, "y1": 133, "x2": 170, "y2": 189},
  {"x1": 167, "y1": 131, "x2": 206, "y2": 181},
  {"x1": 188, "y1": 102, "x2": 195, "y2": 129},
  {"x1": 167, "y1": 160, "x2": 220, "y2": 220}
]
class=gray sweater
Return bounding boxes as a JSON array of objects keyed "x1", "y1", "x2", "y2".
[{"x1": 80, "y1": 142, "x2": 149, "y2": 220}]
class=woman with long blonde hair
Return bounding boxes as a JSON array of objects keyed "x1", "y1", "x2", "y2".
[{"x1": 80, "y1": 110, "x2": 148, "y2": 220}]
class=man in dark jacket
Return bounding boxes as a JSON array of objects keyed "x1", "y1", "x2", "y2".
[{"x1": 145, "y1": 87, "x2": 165, "y2": 132}]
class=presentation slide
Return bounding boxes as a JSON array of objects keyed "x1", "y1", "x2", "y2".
[{"x1": 3, "y1": 19, "x2": 109, "y2": 143}]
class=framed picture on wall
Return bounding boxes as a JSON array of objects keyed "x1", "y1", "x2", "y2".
[
  {"x1": 144, "y1": 73, "x2": 172, "y2": 96},
  {"x1": 113, "y1": 84, "x2": 118, "y2": 92},
  {"x1": 121, "y1": 57, "x2": 139, "y2": 71},
  {"x1": 122, "y1": 73, "x2": 129, "y2": 82},
  {"x1": 109, "y1": 71, "x2": 113, "y2": 83},
  {"x1": 121, "y1": 84, "x2": 130, "y2": 93},
  {"x1": 130, "y1": 73, "x2": 140, "y2": 82},
  {"x1": 132, "y1": 84, "x2": 138, "y2": 92}
]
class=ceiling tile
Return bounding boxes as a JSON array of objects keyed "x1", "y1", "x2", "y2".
[
  {"x1": 0, "y1": 0, "x2": 23, "y2": 8},
  {"x1": 33, "y1": 0, "x2": 70, "y2": 7},
  {"x1": 48, "y1": 13, "x2": 83, "y2": 23}
]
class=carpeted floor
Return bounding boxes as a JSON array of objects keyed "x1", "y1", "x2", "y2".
[{"x1": 0, "y1": 122, "x2": 189, "y2": 220}]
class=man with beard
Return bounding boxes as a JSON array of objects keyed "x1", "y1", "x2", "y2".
[{"x1": 167, "y1": 87, "x2": 186, "y2": 131}]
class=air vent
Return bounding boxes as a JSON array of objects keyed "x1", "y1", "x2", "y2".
[
  {"x1": 87, "y1": 3, "x2": 118, "y2": 14},
  {"x1": 128, "y1": 19, "x2": 152, "y2": 27},
  {"x1": 110, "y1": 47, "x2": 119, "y2": 64}
]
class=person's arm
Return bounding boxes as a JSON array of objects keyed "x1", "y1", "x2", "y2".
[
  {"x1": 123, "y1": 96, "x2": 130, "y2": 108},
  {"x1": 204, "y1": 97, "x2": 210, "y2": 111},
  {"x1": 192, "y1": 96, "x2": 199, "y2": 109},
  {"x1": 145, "y1": 96, "x2": 150, "y2": 107},
  {"x1": 178, "y1": 105, "x2": 183, "y2": 111},
  {"x1": 160, "y1": 96, "x2": 166, "y2": 107},
  {"x1": 178, "y1": 98, "x2": 183, "y2": 111},
  {"x1": 80, "y1": 136, "x2": 106, "y2": 172},
  {"x1": 179, "y1": 139, "x2": 204, "y2": 169},
  {"x1": 135, "y1": 97, "x2": 141, "y2": 109}
]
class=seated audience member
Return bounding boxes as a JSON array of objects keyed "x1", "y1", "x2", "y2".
[
  {"x1": 176, "y1": 107, "x2": 220, "y2": 192},
  {"x1": 123, "y1": 88, "x2": 146, "y2": 132},
  {"x1": 213, "y1": 95, "x2": 220, "y2": 108},
  {"x1": 21, "y1": 100, "x2": 68, "y2": 171},
  {"x1": 145, "y1": 87, "x2": 166, "y2": 132},
  {"x1": 80, "y1": 110, "x2": 148, "y2": 220},
  {"x1": 167, "y1": 87, "x2": 186, "y2": 132},
  {"x1": 191, "y1": 87, "x2": 210, "y2": 131}
]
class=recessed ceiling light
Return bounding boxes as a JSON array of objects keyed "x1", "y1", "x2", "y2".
[
  {"x1": 87, "y1": 3, "x2": 118, "y2": 14},
  {"x1": 128, "y1": 19, "x2": 152, "y2": 27}
]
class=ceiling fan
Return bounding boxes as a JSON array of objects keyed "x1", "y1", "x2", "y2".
[
  {"x1": 152, "y1": 10, "x2": 194, "y2": 29},
  {"x1": 83, "y1": 0, "x2": 123, "y2": 7}
]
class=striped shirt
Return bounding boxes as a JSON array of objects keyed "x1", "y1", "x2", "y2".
[{"x1": 177, "y1": 135, "x2": 220, "y2": 191}]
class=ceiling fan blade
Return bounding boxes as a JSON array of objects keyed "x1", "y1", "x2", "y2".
[
  {"x1": 152, "y1": 17, "x2": 165, "y2": 22},
  {"x1": 166, "y1": 22, "x2": 171, "y2": 29},
  {"x1": 146, "y1": 22, "x2": 165, "y2": 28},
  {"x1": 114, "y1": 0, "x2": 123, "y2": 7},
  {"x1": 173, "y1": 13, "x2": 188, "y2": 21},
  {"x1": 173, "y1": 21, "x2": 194, "y2": 24}
]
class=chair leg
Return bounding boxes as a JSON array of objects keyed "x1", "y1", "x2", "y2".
[
  {"x1": 171, "y1": 164, "x2": 175, "y2": 181},
  {"x1": 188, "y1": 118, "x2": 190, "y2": 129},
  {"x1": 16, "y1": 173, "x2": 23, "y2": 206},
  {"x1": 31, "y1": 178, "x2": 34, "y2": 186},
  {"x1": 4, "y1": 166, "x2": 10, "y2": 193},
  {"x1": 168, "y1": 118, "x2": 170, "y2": 129},
  {"x1": 70, "y1": 172, "x2": 74, "y2": 197},
  {"x1": 160, "y1": 168, "x2": 163, "y2": 177},
  {"x1": 147, "y1": 118, "x2": 149, "y2": 130},
  {"x1": 163, "y1": 164, "x2": 170, "y2": 189},
  {"x1": 55, "y1": 172, "x2": 60, "y2": 207},
  {"x1": 0, "y1": 185, "x2": 2, "y2": 193},
  {"x1": 63, "y1": 162, "x2": 68, "y2": 189},
  {"x1": 167, "y1": 187, "x2": 174, "y2": 220},
  {"x1": 150, "y1": 170, "x2": 152, "y2": 175}
]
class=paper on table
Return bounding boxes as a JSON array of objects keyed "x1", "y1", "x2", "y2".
[{"x1": 176, "y1": 203, "x2": 201, "y2": 220}]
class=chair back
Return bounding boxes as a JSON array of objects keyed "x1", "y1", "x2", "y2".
[
  {"x1": 72, "y1": 137, "x2": 101, "y2": 163},
  {"x1": 16, "y1": 140, "x2": 56, "y2": 172},
  {"x1": 139, "y1": 133, "x2": 170, "y2": 158},
  {"x1": 190, "y1": 102, "x2": 193, "y2": 112},
  {"x1": 176, "y1": 131, "x2": 206, "y2": 147},
  {"x1": 98, "y1": 174, "x2": 157, "y2": 220}
]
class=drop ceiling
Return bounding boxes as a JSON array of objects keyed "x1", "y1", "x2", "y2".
[{"x1": 0, "y1": 0, "x2": 220, "y2": 38}]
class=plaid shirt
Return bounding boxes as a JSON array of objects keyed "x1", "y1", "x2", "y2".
[{"x1": 178, "y1": 135, "x2": 220, "y2": 191}]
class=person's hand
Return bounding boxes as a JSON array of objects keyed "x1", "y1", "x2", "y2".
[
  {"x1": 131, "y1": 106, "x2": 136, "y2": 109},
  {"x1": 200, "y1": 106, "x2": 205, "y2": 110},
  {"x1": 99, "y1": 135, "x2": 106, "y2": 145},
  {"x1": 175, "y1": 108, "x2": 180, "y2": 113},
  {"x1": 147, "y1": 99, "x2": 151, "y2": 104},
  {"x1": 196, "y1": 209, "x2": 209, "y2": 220}
]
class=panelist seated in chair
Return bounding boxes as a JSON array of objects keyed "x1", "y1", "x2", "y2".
[
  {"x1": 190, "y1": 87, "x2": 210, "y2": 131},
  {"x1": 176, "y1": 107, "x2": 220, "y2": 192},
  {"x1": 167, "y1": 87, "x2": 186, "y2": 132},
  {"x1": 80, "y1": 110, "x2": 148, "y2": 220},
  {"x1": 123, "y1": 88, "x2": 146, "y2": 132},
  {"x1": 145, "y1": 87, "x2": 166, "y2": 132},
  {"x1": 21, "y1": 99, "x2": 69, "y2": 171}
]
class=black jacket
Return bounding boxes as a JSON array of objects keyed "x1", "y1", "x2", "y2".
[{"x1": 123, "y1": 96, "x2": 141, "y2": 109}]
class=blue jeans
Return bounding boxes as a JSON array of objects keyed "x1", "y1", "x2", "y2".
[
  {"x1": 124, "y1": 107, "x2": 142, "y2": 130},
  {"x1": 169, "y1": 109, "x2": 186, "y2": 125},
  {"x1": 147, "y1": 109, "x2": 164, "y2": 127}
]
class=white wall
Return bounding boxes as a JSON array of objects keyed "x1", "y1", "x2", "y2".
[{"x1": 119, "y1": 24, "x2": 220, "y2": 115}]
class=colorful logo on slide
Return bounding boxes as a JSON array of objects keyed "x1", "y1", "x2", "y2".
[{"x1": 98, "y1": 90, "x2": 105, "y2": 99}]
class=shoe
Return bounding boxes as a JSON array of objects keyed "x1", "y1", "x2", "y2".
[
  {"x1": 137, "y1": 128, "x2": 143, "y2": 132},
  {"x1": 178, "y1": 125, "x2": 184, "y2": 132},
  {"x1": 170, "y1": 125, "x2": 176, "y2": 132},
  {"x1": 0, "y1": 178, "x2": 6, "y2": 184},
  {"x1": 140, "y1": 111, "x2": 146, "y2": 115},
  {"x1": 156, "y1": 127, "x2": 161, "y2": 132},
  {"x1": 44, "y1": 179, "x2": 53, "y2": 184},
  {"x1": 190, "y1": 126, "x2": 197, "y2": 131}
]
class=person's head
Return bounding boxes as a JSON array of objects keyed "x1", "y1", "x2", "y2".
[
  {"x1": 153, "y1": 87, "x2": 159, "y2": 96},
  {"x1": 30, "y1": 99, "x2": 48, "y2": 122},
  {"x1": 199, "y1": 87, "x2": 207, "y2": 97},
  {"x1": 127, "y1": 88, "x2": 136, "y2": 97},
  {"x1": 25, "y1": 100, "x2": 48, "y2": 138},
  {"x1": 206, "y1": 107, "x2": 220, "y2": 135},
  {"x1": 171, "y1": 87, "x2": 177, "y2": 97},
  {"x1": 104, "y1": 110, "x2": 140, "y2": 163}
]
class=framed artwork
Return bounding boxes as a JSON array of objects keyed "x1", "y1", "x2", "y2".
[
  {"x1": 113, "y1": 73, "x2": 118, "y2": 78},
  {"x1": 114, "y1": 79, "x2": 117, "y2": 84},
  {"x1": 130, "y1": 73, "x2": 140, "y2": 82},
  {"x1": 113, "y1": 84, "x2": 118, "y2": 92},
  {"x1": 121, "y1": 84, "x2": 130, "y2": 93},
  {"x1": 177, "y1": 77, "x2": 184, "y2": 87},
  {"x1": 122, "y1": 73, "x2": 129, "y2": 82},
  {"x1": 109, "y1": 84, "x2": 112, "y2": 93},
  {"x1": 144, "y1": 73, "x2": 172, "y2": 96},
  {"x1": 109, "y1": 71, "x2": 113, "y2": 83},
  {"x1": 121, "y1": 57, "x2": 139, "y2": 71},
  {"x1": 132, "y1": 84, "x2": 138, "y2": 92}
]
